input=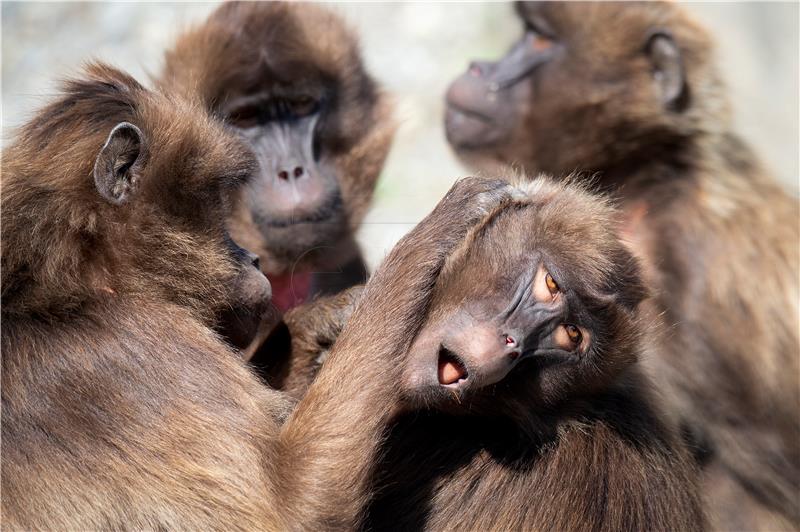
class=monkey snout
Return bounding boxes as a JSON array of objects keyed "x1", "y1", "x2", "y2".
[
  {"x1": 277, "y1": 166, "x2": 306, "y2": 181},
  {"x1": 439, "y1": 326, "x2": 521, "y2": 389}
]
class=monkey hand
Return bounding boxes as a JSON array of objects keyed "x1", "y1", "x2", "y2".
[
  {"x1": 279, "y1": 285, "x2": 365, "y2": 397},
  {"x1": 343, "y1": 177, "x2": 517, "y2": 353},
  {"x1": 383, "y1": 176, "x2": 518, "y2": 272}
]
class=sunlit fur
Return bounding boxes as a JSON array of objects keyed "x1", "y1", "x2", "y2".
[{"x1": 447, "y1": 3, "x2": 799, "y2": 529}]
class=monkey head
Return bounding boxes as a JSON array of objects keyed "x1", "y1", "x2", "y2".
[
  {"x1": 444, "y1": 1, "x2": 723, "y2": 175},
  {"x1": 2, "y1": 64, "x2": 273, "y2": 345},
  {"x1": 402, "y1": 177, "x2": 647, "y2": 415},
  {"x1": 161, "y1": 2, "x2": 394, "y2": 278}
]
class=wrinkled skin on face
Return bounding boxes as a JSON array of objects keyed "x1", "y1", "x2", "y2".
[
  {"x1": 444, "y1": 2, "x2": 699, "y2": 176},
  {"x1": 161, "y1": 2, "x2": 395, "y2": 315},
  {"x1": 402, "y1": 179, "x2": 646, "y2": 415}
]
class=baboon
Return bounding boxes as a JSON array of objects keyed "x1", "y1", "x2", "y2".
[
  {"x1": 160, "y1": 2, "x2": 394, "y2": 316},
  {"x1": 0, "y1": 62, "x2": 512, "y2": 529},
  {"x1": 444, "y1": 2, "x2": 800, "y2": 528},
  {"x1": 281, "y1": 177, "x2": 705, "y2": 530},
  {"x1": 248, "y1": 178, "x2": 706, "y2": 530}
]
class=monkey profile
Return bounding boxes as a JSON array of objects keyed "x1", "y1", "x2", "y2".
[
  {"x1": 0, "y1": 62, "x2": 515, "y2": 529},
  {"x1": 444, "y1": 2, "x2": 799, "y2": 529},
  {"x1": 160, "y1": 2, "x2": 394, "y2": 319}
]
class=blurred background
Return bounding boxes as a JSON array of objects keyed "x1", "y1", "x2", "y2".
[{"x1": 3, "y1": 2, "x2": 798, "y2": 271}]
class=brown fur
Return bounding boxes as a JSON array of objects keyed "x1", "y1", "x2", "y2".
[
  {"x1": 1, "y1": 67, "x2": 511, "y2": 529},
  {"x1": 160, "y1": 1, "x2": 394, "y2": 291},
  {"x1": 254, "y1": 286, "x2": 364, "y2": 400},
  {"x1": 445, "y1": 2, "x2": 800, "y2": 529},
  {"x1": 256, "y1": 177, "x2": 706, "y2": 530}
]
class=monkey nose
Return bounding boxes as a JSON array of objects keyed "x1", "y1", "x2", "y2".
[{"x1": 277, "y1": 166, "x2": 305, "y2": 181}]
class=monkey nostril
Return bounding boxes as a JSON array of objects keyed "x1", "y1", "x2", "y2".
[
  {"x1": 251, "y1": 256, "x2": 260, "y2": 269},
  {"x1": 293, "y1": 166, "x2": 304, "y2": 178},
  {"x1": 505, "y1": 334, "x2": 516, "y2": 347},
  {"x1": 278, "y1": 170, "x2": 289, "y2": 180},
  {"x1": 469, "y1": 62, "x2": 483, "y2": 77}
]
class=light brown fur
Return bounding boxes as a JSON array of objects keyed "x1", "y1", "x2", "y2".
[{"x1": 1, "y1": 62, "x2": 513, "y2": 529}]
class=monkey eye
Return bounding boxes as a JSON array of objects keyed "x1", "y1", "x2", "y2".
[
  {"x1": 527, "y1": 30, "x2": 552, "y2": 52},
  {"x1": 545, "y1": 272, "x2": 559, "y2": 295},
  {"x1": 564, "y1": 324, "x2": 582, "y2": 345},
  {"x1": 533, "y1": 265, "x2": 562, "y2": 304},
  {"x1": 553, "y1": 323, "x2": 587, "y2": 352},
  {"x1": 227, "y1": 105, "x2": 261, "y2": 129},
  {"x1": 291, "y1": 95, "x2": 317, "y2": 117}
]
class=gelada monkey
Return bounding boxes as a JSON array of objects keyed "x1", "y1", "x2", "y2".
[
  {"x1": 1, "y1": 62, "x2": 512, "y2": 529},
  {"x1": 445, "y1": 3, "x2": 799, "y2": 529},
  {"x1": 161, "y1": 2, "x2": 394, "y2": 319}
]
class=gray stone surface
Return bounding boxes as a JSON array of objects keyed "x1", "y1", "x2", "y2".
[{"x1": 3, "y1": 2, "x2": 797, "y2": 271}]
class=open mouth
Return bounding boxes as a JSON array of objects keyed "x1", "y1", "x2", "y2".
[{"x1": 437, "y1": 347, "x2": 469, "y2": 386}]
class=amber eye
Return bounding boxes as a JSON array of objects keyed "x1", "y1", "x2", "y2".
[
  {"x1": 564, "y1": 324, "x2": 582, "y2": 345},
  {"x1": 526, "y1": 28, "x2": 552, "y2": 51},
  {"x1": 545, "y1": 272, "x2": 559, "y2": 295}
]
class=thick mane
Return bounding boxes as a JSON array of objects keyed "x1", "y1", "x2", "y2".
[
  {"x1": 1, "y1": 63, "x2": 145, "y2": 316},
  {"x1": 1, "y1": 62, "x2": 242, "y2": 320}
]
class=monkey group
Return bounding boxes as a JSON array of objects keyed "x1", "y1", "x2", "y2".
[{"x1": 2, "y1": 2, "x2": 797, "y2": 531}]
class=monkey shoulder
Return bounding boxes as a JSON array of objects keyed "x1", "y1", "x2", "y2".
[{"x1": 2, "y1": 300, "x2": 283, "y2": 529}]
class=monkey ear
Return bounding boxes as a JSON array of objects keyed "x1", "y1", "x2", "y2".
[
  {"x1": 93, "y1": 122, "x2": 143, "y2": 205},
  {"x1": 645, "y1": 32, "x2": 687, "y2": 111}
]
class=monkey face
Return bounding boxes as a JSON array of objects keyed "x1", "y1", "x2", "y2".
[
  {"x1": 216, "y1": 233, "x2": 275, "y2": 350},
  {"x1": 444, "y1": 2, "x2": 697, "y2": 175},
  {"x1": 402, "y1": 178, "x2": 645, "y2": 413},
  {"x1": 160, "y1": 2, "x2": 392, "y2": 278},
  {"x1": 404, "y1": 261, "x2": 590, "y2": 390},
  {"x1": 223, "y1": 89, "x2": 351, "y2": 270}
]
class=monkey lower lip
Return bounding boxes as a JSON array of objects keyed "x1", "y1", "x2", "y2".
[{"x1": 438, "y1": 351, "x2": 468, "y2": 386}]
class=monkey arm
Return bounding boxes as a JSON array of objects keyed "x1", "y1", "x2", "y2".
[
  {"x1": 251, "y1": 285, "x2": 365, "y2": 400},
  {"x1": 275, "y1": 177, "x2": 515, "y2": 529}
]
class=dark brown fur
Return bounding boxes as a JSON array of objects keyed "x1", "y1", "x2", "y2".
[
  {"x1": 160, "y1": 2, "x2": 394, "y2": 309},
  {"x1": 0, "y1": 62, "x2": 512, "y2": 529},
  {"x1": 365, "y1": 178, "x2": 703, "y2": 531},
  {"x1": 260, "y1": 178, "x2": 706, "y2": 530},
  {"x1": 445, "y1": 3, "x2": 800, "y2": 529}
]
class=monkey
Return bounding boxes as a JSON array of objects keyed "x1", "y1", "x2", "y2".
[
  {"x1": 443, "y1": 2, "x2": 800, "y2": 529},
  {"x1": 364, "y1": 176, "x2": 703, "y2": 530},
  {"x1": 255, "y1": 285, "x2": 365, "y2": 401},
  {"x1": 0, "y1": 62, "x2": 514, "y2": 529},
  {"x1": 241, "y1": 177, "x2": 706, "y2": 530},
  {"x1": 160, "y1": 2, "x2": 394, "y2": 322}
]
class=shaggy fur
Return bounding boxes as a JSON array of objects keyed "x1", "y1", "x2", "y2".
[
  {"x1": 160, "y1": 1, "x2": 394, "y2": 282},
  {"x1": 262, "y1": 177, "x2": 706, "y2": 530},
  {"x1": 1, "y1": 65, "x2": 511, "y2": 529},
  {"x1": 446, "y1": 3, "x2": 800, "y2": 529}
]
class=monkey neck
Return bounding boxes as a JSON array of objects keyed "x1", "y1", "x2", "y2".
[{"x1": 591, "y1": 129, "x2": 764, "y2": 207}]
